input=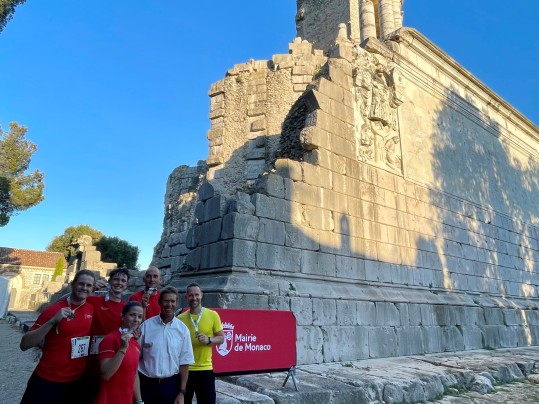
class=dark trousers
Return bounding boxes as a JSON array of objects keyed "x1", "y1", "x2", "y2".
[
  {"x1": 185, "y1": 370, "x2": 216, "y2": 404},
  {"x1": 139, "y1": 372, "x2": 180, "y2": 404},
  {"x1": 20, "y1": 373, "x2": 84, "y2": 404}
]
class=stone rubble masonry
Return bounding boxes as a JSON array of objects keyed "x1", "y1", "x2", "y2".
[{"x1": 152, "y1": 4, "x2": 539, "y2": 366}]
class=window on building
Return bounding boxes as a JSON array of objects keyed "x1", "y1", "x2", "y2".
[
  {"x1": 42, "y1": 274, "x2": 50, "y2": 284},
  {"x1": 32, "y1": 274, "x2": 41, "y2": 285}
]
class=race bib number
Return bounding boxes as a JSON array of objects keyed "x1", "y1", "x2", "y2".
[
  {"x1": 71, "y1": 336, "x2": 90, "y2": 359},
  {"x1": 90, "y1": 336, "x2": 104, "y2": 355}
]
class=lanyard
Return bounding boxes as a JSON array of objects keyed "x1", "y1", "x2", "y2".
[{"x1": 189, "y1": 307, "x2": 204, "y2": 334}]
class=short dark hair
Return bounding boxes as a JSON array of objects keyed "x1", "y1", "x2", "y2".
[
  {"x1": 108, "y1": 268, "x2": 130, "y2": 282},
  {"x1": 159, "y1": 286, "x2": 179, "y2": 303},
  {"x1": 122, "y1": 301, "x2": 142, "y2": 316},
  {"x1": 185, "y1": 282, "x2": 202, "y2": 293},
  {"x1": 73, "y1": 269, "x2": 96, "y2": 284}
]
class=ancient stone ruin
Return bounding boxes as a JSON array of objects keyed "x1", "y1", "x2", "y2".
[{"x1": 152, "y1": 0, "x2": 539, "y2": 364}]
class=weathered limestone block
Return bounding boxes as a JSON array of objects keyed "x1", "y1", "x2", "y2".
[
  {"x1": 340, "y1": 326, "x2": 370, "y2": 360},
  {"x1": 297, "y1": 325, "x2": 324, "y2": 364},
  {"x1": 196, "y1": 218, "x2": 222, "y2": 246},
  {"x1": 203, "y1": 195, "x2": 228, "y2": 222},
  {"x1": 335, "y1": 255, "x2": 366, "y2": 280},
  {"x1": 503, "y1": 309, "x2": 524, "y2": 326},
  {"x1": 257, "y1": 218, "x2": 286, "y2": 245},
  {"x1": 480, "y1": 325, "x2": 500, "y2": 349},
  {"x1": 357, "y1": 301, "x2": 376, "y2": 326},
  {"x1": 365, "y1": 260, "x2": 392, "y2": 283},
  {"x1": 274, "y1": 158, "x2": 303, "y2": 181},
  {"x1": 336, "y1": 300, "x2": 357, "y2": 326},
  {"x1": 300, "y1": 126, "x2": 329, "y2": 151},
  {"x1": 442, "y1": 326, "x2": 465, "y2": 351},
  {"x1": 524, "y1": 310, "x2": 539, "y2": 325},
  {"x1": 221, "y1": 213, "x2": 259, "y2": 241},
  {"x1": 396, "y1": 303, "x2": 421, "y2": 326},
  {"x1": 434, "y1": 305, "x2": 457, "y2": 326},
  {"x1": 227, "y1": 193, "x2": 255, "y2": 215},
  {"x1": 268, "y1": 295, "x2": 289, "y2": 311},
  {"x1": 285, "y1": 223, "x2": 320, "y2": 251},
  {"x1": 328, "y1": 61, "x2": 353, "y2": 89},
  {"x1": 256, "y1": 173, "x2": 285, "y2": 199},
  {"x1": 461, "y1": 325, "x2": 484, "y2": 350},
  {"x1": 312, "y1": 298, "x2": 337, "y2": 326},
  {"x1": 256, "y1": 243, "x2": 301, "y2": 272},
  {"x1": 198, "y1": 181, "x2": 215, "y2": 202},
  {"x1": 498, "y1": 325, "x2": 518, "y2": 348},
  {"x1": 375, "y1": 302, "x2": 400, "y2": 326},
  {"x1": 322, "y1": 325, "x2": 369, "y2": 362},
  {"x1": 369, "y1": 327, "x2": 397, "y2": 358},
  {"x1": 226, "y1": 239, "x2": 257, "y2": 268},
  {"x1": 219, "y1": 291, "x2": 270, "y2": 309},
  {"x1": 290, "y1": 297, "x2": 314, "y2": 326},
  {"x1": 484, "y1": 307, "x2": 504, "y2": 324},
  {"x1": 252, "y1": 193, "x2": 291, "y2": 222},
  {"x1": 422, "y1": 327, "x2": 443, "y2": 353},
  {"x1": 170, "y1": 243, "x2": 188, "y2": 257},
  {"x1": 396, "y1": 326, "x2": 425, "y2": 356},
  {"x1": 185, "y1": 248, "x2": 201, "y2": 270},
  {"x1": 200, "y1": 242, "x2": 227, "y2": 269},
  {"x1": 301, "y1": 250, "x2": 336, "y2": 277}
]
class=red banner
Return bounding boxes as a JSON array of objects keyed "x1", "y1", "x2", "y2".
[{"x1": 211, "y1": 309, "x2": 296, "y2": 374}]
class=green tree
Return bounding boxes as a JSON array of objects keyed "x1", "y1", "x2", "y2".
[
  {"x1": 96, "y1": 236, "x2": 139, "y2": 269},
  {"x1": 0, "y1": 122, "x2": 44, "y2": 226},
  {"x1": 52, "y1": 256, "x2": 65, "y2": 281},
  {"x1": 0, "y1": 0, "x2": 26, "y2": 33},
  {"x1": 46, "y1": 225, "x2": 104, "y2": 259}
]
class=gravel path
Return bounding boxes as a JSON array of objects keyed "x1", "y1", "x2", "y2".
[{"x1": 0, "y1": 319, "x2": 38, "y2": 404}]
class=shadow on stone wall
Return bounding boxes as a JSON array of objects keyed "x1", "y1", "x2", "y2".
[
  {"x1": 419, "y1": 86, "x2": 539, "y2": 347},
  {"x1": 429, "y1": 87, "x2": 539, "y2": 293}
]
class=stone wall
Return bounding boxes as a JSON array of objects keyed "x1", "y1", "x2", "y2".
[{"x1": 153, "y1": 4, "x2": 539, "y2": 364}]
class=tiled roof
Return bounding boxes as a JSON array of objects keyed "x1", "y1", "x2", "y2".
[{"x1": 0, "y1": 247, "x2": 67, "y2": 269}]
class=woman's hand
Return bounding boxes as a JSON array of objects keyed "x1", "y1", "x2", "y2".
[
  {"x1": 132, "y1": 328, "x2": 141, "y2": 339},
  {"x1": 120, "y1": 330, "x2": 133, "y2": 348}
]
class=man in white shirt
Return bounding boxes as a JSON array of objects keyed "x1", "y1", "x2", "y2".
[{"x1": 138, "y1": 286, "x2": 194, "y2": 404}]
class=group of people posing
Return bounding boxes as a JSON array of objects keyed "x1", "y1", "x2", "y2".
[{"x1": 19, "y1": 266, "x2": 224, "y2": 404}]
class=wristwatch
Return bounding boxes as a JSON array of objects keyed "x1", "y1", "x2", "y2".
[
  {"x1": 208, "y1": 337, "x2": 212, "y2": 345},
  {"x1": 179, "y1": 389, "x2": 187, "y2": 396}
]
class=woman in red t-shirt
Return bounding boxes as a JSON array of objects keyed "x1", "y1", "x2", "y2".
[{"x1": 94, "y1": 301, "x2": 143, "y2": 404}]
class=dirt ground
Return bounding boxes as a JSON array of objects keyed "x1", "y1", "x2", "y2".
[{"x1": 0, "y1": 319, "x2": 39, "y2": 404}]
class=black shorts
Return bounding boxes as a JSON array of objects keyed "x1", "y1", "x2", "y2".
[{"x1": 21, "y1": 373, "x2": 86, "y2": 404}]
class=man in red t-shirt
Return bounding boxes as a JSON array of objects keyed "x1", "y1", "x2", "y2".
[
  {"x1": 86, "y1": 267, "x2": 130, "y2": 401},
  {"x1": 20, "y1": 269, "x2": 96, "y2": 404},
  {"x1": 129, "y1": 266, "x2": 161, "y2": 320},
  {"x1": 87, "y1": 268, "x2": 130, "y2": 349}
]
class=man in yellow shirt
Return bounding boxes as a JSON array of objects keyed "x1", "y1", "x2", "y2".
[{"x1": 178, "y1": 283, "x2": 224, "y2": 404}]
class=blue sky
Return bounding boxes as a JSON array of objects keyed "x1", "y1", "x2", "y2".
[{"x1": 0, "y1": 1, "x2": 537, "y2": 269}]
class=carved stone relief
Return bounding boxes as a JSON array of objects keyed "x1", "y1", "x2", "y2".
[{"x1": 353, "y1": 48, "x2": 404, "y2": 173}]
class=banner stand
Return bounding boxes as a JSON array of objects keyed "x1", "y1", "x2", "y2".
[{"x1": 282, "y1": 366, "x2": 298, "y2": 391}]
